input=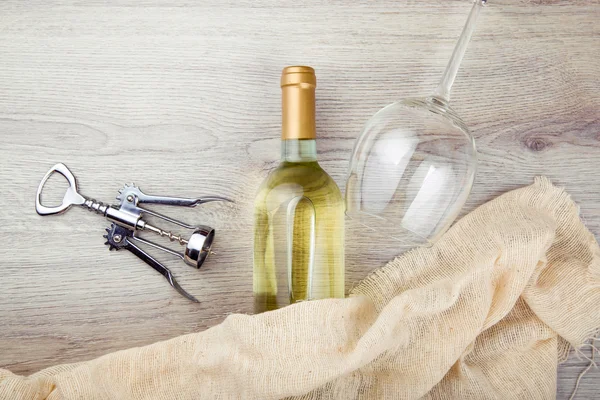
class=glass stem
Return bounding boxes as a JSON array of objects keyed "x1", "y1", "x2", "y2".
[{"x1": 433, "y1": 0, "x2": 486, "y2": 103}]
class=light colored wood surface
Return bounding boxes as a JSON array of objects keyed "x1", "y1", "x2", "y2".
[{"x1": 1, "y1": 0, "x2": 599, "y2": 397}]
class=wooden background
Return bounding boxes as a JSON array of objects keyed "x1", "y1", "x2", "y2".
[{"x1": 1, "y1": 0, "x2": 599, "y2": 397}]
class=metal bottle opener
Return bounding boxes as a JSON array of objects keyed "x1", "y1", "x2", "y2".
[{"x1": 35, "y1": 163, "x2": 231, "y2": 303}]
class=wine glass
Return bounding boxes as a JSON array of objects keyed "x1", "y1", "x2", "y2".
[{"x1": 346, "y1": 0, "x2": 486, "y2": 246}]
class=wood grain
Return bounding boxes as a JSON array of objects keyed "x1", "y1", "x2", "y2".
[{"x1": 0, "y1": 0, "x2": 599, "y2": 397}]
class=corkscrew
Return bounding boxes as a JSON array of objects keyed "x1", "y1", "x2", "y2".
[{"x1": 35, "y1": 163, "x2": 231, "y2": 303}]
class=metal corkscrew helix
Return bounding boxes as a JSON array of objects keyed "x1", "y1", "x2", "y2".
[{"x1": 35, "y1": 163, "x2": 231, "y2": 303}]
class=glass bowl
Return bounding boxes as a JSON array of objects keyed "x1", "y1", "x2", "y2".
[{"x1": 345, "y1": 96, "x2": 477, "y2": 246}]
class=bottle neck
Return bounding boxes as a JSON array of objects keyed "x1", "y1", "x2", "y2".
[
  {"x1": 280, "y1": 67, "x2": 318, "y2": 162},
  {"x1": 281, "y1": 139, "x2": 317, "y2": 163}
]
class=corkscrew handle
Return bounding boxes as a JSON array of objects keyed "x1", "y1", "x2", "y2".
[{"x1": 36, "y1": 163, "x2": 88, "y2": 216}]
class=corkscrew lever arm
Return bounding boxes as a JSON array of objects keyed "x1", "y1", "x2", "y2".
[
  {"x1": 126, "y1": 238, "x2": 199, "y2": 302},
  {"x1": 102, "y1": 223, "x2": 200, "y2": 303},
  {"x1": 134, "y1": 192, "x2": 232, "y2": 208},
  {"x1": 126, "y1": 238, "x2": 200, "y2": 302},
  {"x1": 120, "y1": 186, "x2": 233, "y2": 230}
]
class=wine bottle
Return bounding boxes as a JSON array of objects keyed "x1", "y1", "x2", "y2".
[{"x1": 253, "y1": 66, "x2": 345, "y2": 312}]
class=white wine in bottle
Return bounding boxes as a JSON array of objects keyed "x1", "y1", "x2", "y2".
[{"x1": 253, "y1": 66, "x2": 345, "y2": 312}]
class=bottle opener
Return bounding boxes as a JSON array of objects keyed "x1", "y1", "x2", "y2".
[{"x1": 35, "y1": 163, "x2": 231, "y2": 303}]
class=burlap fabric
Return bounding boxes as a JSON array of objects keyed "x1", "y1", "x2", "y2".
[{"x1": 1, "y1": 177, "x2": 599, "y2": 399}]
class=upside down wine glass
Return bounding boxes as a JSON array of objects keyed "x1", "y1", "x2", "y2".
[{"x1": 346, "y1": 0, "x2": 487, "y2": 246}]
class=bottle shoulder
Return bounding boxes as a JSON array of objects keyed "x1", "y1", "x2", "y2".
[
  {"x1": 265, "y1": 162, "x2": 340, "y2": 189},
  {"x1": 256, "y1": 161, "x2": 343, "y2": 205}
]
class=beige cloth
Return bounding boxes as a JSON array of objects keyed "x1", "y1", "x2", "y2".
[{"x1": 1, "y1": 177, "x2": 599, "y2": 399}]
